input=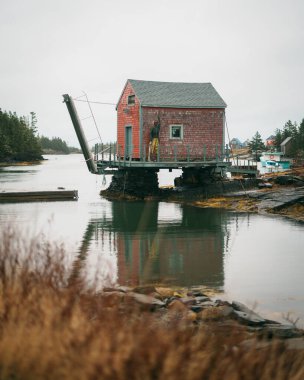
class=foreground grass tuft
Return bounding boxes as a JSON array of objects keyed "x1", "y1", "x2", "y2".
[{"x1": 0, "y1": 227, "x2": 303, "y2": 379}]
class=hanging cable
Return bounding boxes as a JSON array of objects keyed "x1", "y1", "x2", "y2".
[
  {"x1": 225, "y1": 115, "x2": 236, "y2": 165},
  {"x1": 73, "y1": 94, "x2": 87, "y2": 100},
  {"x1": 74, "y1": 99, "x2": 116, "y2": 106},
  {"x1": 225, "y1": 115, "x2": 249, "y2": 197},
  {"x1": 82, "y1": 91, "x2": 103, "y2": 144}
]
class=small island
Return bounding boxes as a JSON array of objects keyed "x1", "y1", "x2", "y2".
[
  {"x1": 0, "y1": 109, "x2": 42, "y2": 162},
  {"x1": 0, "y1": 109, "x2": 80, "y2": 164}
]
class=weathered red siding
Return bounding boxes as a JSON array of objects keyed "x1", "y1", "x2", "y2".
[
  {"x1": 142, "y1": 107, "x2": 224, "y2": 160},
  {"x1": 117, "y1": 82, "x2": 140, "y2": 158},
  {"x1": 117, "y1": 81, "x2": 225, "y2": 160}
]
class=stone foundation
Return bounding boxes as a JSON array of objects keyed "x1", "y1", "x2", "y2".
[
  {"x1": 174, "y1": 167, "x2": 224, "y2": 187},
  {"x1": 102, "y1": 168, "x2": 159, "y2": 199},
  {"x1": 100, "y1": 166, "x2": 259, "y2": 201}
]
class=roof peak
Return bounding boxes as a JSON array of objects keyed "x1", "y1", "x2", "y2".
[
  {"x1": 123, "y1": 79, "x2": 226, "y2": 108},
  {"x1": 128, "y1": 79, "x2": 212, "y2": 85}
]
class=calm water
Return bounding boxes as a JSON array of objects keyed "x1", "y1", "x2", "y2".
[{"x1": 0, "y1": 155, "x2": 304, "y2": 325}]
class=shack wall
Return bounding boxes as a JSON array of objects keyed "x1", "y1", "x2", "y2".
[
  {"x1": 142, "y1": 107, "x2": 225, "y2": 160},
  {"x1": 117, "y1": 82, "x2": 140, "y2": 158}
]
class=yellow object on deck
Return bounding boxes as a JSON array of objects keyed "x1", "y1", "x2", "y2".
[{"x1": 148, "y1": 138, "x2": 159, "y2": 160}]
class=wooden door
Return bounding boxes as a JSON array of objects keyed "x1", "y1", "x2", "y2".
[{"x1": 125, "y1": 126, "x2": 133, "y2": 158}]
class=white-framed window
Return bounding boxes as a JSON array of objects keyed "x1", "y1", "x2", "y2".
[
  {"x1": 170, "y1": 125, "x2": 183, "y2": 139},
  {"x1": 127, "y1": 95, "x2": 135, "y2": 105}
]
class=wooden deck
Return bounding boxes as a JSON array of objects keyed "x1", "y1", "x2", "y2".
[
  {"x1": 96, "y1": 158, "x2": 230, "y2": 173},
  {"x1": 94, "y1": 144, "x2": 258, "y2": 176}
]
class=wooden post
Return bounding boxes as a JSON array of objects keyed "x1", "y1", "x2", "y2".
[
  {"x1": 225, "y1": 144, "x2": 229, "y2": 162},
  {"x1": 203, "y1": 145, "x2": 206, "y2": 161},
  {"x1": 187, "y1": 145, "x2": 190, "y2": 162},
  {"x1": 101, "y1": 143, "x2": 104, "y2": 161},
  {"x1": 94, "y1": 143, "x2": 97, "y2": 161},
  {"x1": 129, "y1": 145, "x2": 133, "y2": 166},
  {"x1": 109, "y1": 143, "x2": 112, "y2": 164},
  {"x1": 174, "y1": 146, "x2": 177, "y2": 162}
]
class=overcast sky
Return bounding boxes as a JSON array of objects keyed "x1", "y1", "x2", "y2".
[{"x1": 1, "y1": 0, "x2": 303, "y2": 146}]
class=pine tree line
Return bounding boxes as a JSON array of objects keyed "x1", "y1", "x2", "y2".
[
  {"x1": 39, "y1": 136, "x2": 70, "y2": 154},
  {"x1": 274, "y1": 119, "x2": 304, "y2": 158},
  {"x1": 0, "y1": 109, "x2": 42, "y2": 161},
  {"x1": 248, "y1": 118, "x2": 304, "y2": 158}
]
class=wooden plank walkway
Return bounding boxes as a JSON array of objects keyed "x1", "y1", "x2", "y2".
[{"x1": 0, "y1": 190, "x2": 78, "y2": 203}]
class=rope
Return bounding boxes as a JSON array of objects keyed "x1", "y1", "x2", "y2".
[{"x1": 225, "y1": 115, "x2": 249, "y2": 198}]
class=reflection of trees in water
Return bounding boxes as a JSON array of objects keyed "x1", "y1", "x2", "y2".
[{"x1": 75, "y1": 201, "x2": 228, "y2": 288}]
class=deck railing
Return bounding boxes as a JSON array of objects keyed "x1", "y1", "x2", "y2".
[
  {"x1": 93, "y1": 143, "x2": 258, "y2": 176},
  {"x1": 94, "y1": 143, "x2": 230, "y2": 164}
]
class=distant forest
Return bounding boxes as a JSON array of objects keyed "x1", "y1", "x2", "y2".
[
  {"x1": 39, "y1": 136, "x2": 80, "y2": 154},
  {"x1": 0, "y1": 109, "x2": 80, "y2": 162}
]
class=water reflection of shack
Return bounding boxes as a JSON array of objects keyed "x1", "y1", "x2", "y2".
[
  {"x1": 76, "y1": 201, "x2": 225, "y2": 288},
  {"x1": 110, "y1": 201, "x2": 224, "y2": 287}
]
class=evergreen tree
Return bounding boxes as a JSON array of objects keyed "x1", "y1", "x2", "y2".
[
  {"x1": 30, "y1": 111, "x2": 38, "y2": 134},
  {"x1": 0, "y1": 109, "x2": 42, "y2": 161},
  {"x1": 248, "y1": 131, "x2": 265, "y2": 153},
  {"x1": 274, "y1": 119, "x2": 304, "y2": 157}
]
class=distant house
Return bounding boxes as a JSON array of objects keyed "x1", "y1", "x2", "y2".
[
  {"x1": 230, "y1": 138, "x2": 243, "y2": 150},
  {"x1": 116, "y1": 79, "x2": 227, "y2": 160},
  {"x1": 243, "y1": 139, "x2": 250, "y2": 147},
  {"x1": 280, "y1": 136, "x2": 293, "y2": 155},
  {"x1": 266, "y1": 135, "x2": 276, "y2": 147}
]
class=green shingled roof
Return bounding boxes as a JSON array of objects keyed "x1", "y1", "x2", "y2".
[{"x1": 127, "y1": 79, "x2": 227, "y2": 108}]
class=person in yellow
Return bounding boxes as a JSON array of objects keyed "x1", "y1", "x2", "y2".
[{"x1": 148, "y1": 115, "x2": 161, "y2": 161}]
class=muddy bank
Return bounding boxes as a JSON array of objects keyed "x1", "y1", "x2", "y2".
[
  {"x1": 191, "y1": 170, "x2": 304, "y2": 222},
  {"x1": 191, "y1": 186, "x2": 304, "y2": 222}
]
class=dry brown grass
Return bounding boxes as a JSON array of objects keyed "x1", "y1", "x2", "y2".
[
  {"x1": 0, "y1": 226, "x2": 303, "y2": 380},
  {"x1": 271, "y1": 203, "x2": 304, "y2": 222},
  {"x1": 194, "y1": 197, "x2": 258, "y2": 213}
]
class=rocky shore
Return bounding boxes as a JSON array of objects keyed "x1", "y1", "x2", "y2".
[
  {"x1": 191, "y1": 169, "x2": 304, "y2": 222},
  {"x1": 102, "y1": 284, "x2": 304, "y2": 350},
  {"x1": 101, "y1": 168, "x2": 304, "y2": 223}
]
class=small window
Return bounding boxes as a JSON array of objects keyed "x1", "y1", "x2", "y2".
[
  {"x1": 170, "y1": 125, "x2": 183, "y2": 139},
  {"x1": 127, "y1": 95, "x2": 135, "y2": 105}
]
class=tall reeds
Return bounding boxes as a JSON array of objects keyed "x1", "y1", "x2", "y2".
[{"x1": 0, "y1": 226, "x2": 303, "y2": 379}]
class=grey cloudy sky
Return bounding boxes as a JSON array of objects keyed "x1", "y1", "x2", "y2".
[{"x1": 1, "y1": 0, "x2": 303, "y2": 146}]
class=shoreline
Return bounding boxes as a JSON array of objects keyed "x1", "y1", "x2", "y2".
[
  {"x1": 100, "y1": 284, "x2": 304, "y2": 344},
  {"x1": 101, "y1": 168, "x2": 304, "y2": 223}
]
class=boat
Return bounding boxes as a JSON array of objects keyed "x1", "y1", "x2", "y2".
[{"x1": 259, "y1": 151, "x2": 292, "y2": 172}]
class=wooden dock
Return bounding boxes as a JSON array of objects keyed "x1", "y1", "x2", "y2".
[{"x1": 0, "y1": 190, "x2": 78, "y2": 203}]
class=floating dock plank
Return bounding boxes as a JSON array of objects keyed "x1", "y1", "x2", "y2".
[{"x1": 0, "y1": 190, "x2": 78, "y2": 203}]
